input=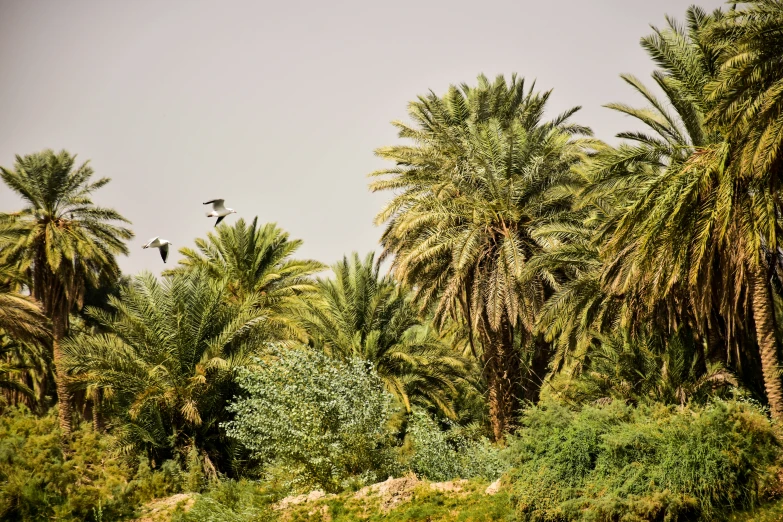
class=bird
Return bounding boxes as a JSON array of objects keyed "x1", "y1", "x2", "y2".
[
  {"x1": 142, "y1": 237, "x2": 172, "y2": 263},
  {"x1": 203, "y1": 199, "x2": 237, "y2": 226}
]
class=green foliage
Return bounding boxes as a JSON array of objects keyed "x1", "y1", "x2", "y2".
[
  {"x1": 173, "y1": 480, "x2": 277, "y2": 522},
  {"x1": 0, "y1": 149, "x2": 134, "y2": 317},
  {"x1": 63, "y1": 269, "x2": 270, "y2": 473},
  {"x1": 730, "y1": 497, "x2": 783, "y2": 522},
  {"x1": 185, "y1": 445, "x2": 206, "y2": 493},
  {"x1": 224, "y1": 347, "x2": 401, "y2": 492},
  {"x1": 0, "y1": 406, "x2": 198, "y2": 521},
  {"x1": 166, "y1": 217, "x2": 325, "y2": 340},
  {"x1": 546, "y1": 328, "x2": 737, "y2": 407},
  {"x1": 0, "y1": 407, "x2": 132, "y2": 521},
  {"x1": 131, "y1": 455, "x2": 184, "y2": 501},
  {"x1": 507, "y1": 398, "x2": 780, "y2": 521},
  {"x1": 297, "y1": 251, "x2": 470, "y2": 418},
  {"x1": 406, "y1": 408, "x2": 506, "y2": 482}
]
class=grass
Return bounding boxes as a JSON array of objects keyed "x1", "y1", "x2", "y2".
[{"x1": 728, "y1": 497, "x2": 783, "y2": 522}]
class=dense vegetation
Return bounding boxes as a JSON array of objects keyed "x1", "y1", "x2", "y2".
[{"x1": 4, "y1": 2, "x2": 783, "y2": 520}]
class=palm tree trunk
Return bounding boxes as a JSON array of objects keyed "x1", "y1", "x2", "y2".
[
  {"x1": 92, "y1": 388, "x2": 104, "y2": 433},
  {"x1": 751, "y1": 264, "x2": 783, "y2": 420},
  {"x1": 52, "y1": 312, "x2": 73, "y2": 438},
  {"x1": 523, "y1": 336, "x2": 551, "y2": 403},
  {"x1": 482, "y1": 319, "x2": 520, "y2": 441}
]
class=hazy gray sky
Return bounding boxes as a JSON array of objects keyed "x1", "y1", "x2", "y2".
[{"x1": 0, "y1": 0, "x2": 726, "y2": 276}]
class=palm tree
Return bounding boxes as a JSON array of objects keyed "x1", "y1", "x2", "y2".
[
  {"x1": 706, "y1": 0, "x2": 783, "y2": 177},
  {"x1": 550, "y1": 328, "x2": 735, "y2": 407},
  {"x1": 296, "y1": 252, "x2": 469, "y2": 418},
  {"x1": 0, "y1": 266, "x2": 51, "y2": 410},
  {"x1": 0, "y1": 150, "x2": 133, "y2": 437},
  {"x1": 599, "y1": 7, "x2": 783, "y2": 418},
  {"x1": 370, "y1": 74, "x2": 592, "y2": 438},
  {"x1": 586, "y1": 7, "x2": 723, "y2": 345},
  {"x1": 0, "y1": 265, "x2": 50, "y2": 345},
  {"x1": 166, "y1": 217, "x2": 324, "y2": 340},
  {"x1": 63, "y1": 270, "x2": 268, "y2": 473}
]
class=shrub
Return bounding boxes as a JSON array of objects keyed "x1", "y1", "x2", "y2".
[
  {"x1": 173, "y1": 479, "x2": 277, "y2": 522},
  {"x1": 0, "y1": 406, "x2": 135, "y2": 521},
  {"x1": 0, "y1": 406, "x2": 192, "y2": 521},
  {"x1": 507, "y1": 398, "x2": 781, "y2": 521},
  {"x1": 130, "y1": 455, "x2": 184, "y2": 500},
  {"x1": 407, "y1": 408, "x2": 506, "y2": 482},
  {"x1": 223, "y1": 347, "x2": 401, "y2": 493}
]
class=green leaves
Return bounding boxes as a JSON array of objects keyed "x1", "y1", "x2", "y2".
[
  {"x1": 371, "y1": 74, "x2": 592, "y2": 434},
  {"x1": 166, "y1": 217, "x2": 324, "y2": 342},
  {"x1": 0, "y1": 149, "x2": 133, "y2": 318},
  {"x1": 63, "y1": 269, "x2": 270, "y2": 471},
  {"x1": 706, "y1": 0, "x2": 783, "y2": 176},
  {"x1": 223, "y1": 347, "x2": 398, "y2": 493},
  {"x1": 296, "y1": 252, "x2": 469, "y2": 418}
]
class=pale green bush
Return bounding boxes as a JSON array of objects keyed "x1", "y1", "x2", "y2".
[
  {"x1": 223, "y1": 347, "x2": 401, "y2": 492},
  {"x1": 407, "y1": 408, "x2": 506, "y2": 482}
]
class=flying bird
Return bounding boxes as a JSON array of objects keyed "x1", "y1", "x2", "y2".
[
  {"x1": 203, "y1": 199, "x2": 236, "y2": 226},
  {"x1": 142, "y1": 237, "x2": 172, "y2": 263}
]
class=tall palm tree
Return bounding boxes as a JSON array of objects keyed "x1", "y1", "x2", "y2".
[
  {"x1": 600, "y1": 7, "x2": 783, "y2": 418},
  {"x1": 0, "y1": 150, "x2": 132, "y2": 437},
  {"x1": 587, "y1": 7, "x2": 723, "y2": 341},
  {"x1": 166, "y1": 217, "x2": 324, "y2": 340},
  {"x1": 370, "y1": 74, "x2": 592, "y2": 438},
  {"x1": 706, "y1": 0, "x2": 783, "y2": 177},
  {"x1": 63, "y1": 270, "x2": 268, "y2": 473},
  {"x1": 296, "y1": 252, "x2": 468, "y2": 418}
]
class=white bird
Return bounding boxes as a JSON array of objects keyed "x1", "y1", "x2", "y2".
[
  {"x1": 203, "y1": 199, "x2": 237, "y2": 227},
  {"x1": 142, "y1": 237, "x2": 172, "y2": 263}
]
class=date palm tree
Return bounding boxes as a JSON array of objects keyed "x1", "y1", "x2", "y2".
[
  {"x1": 706, "y1": 0, "x2": 783, "y2": 176},
  {"x1": 296, "y1": 252, "x2": 469, "y2": 418},
  {"x1": 600, "y1": 7, "x2": 783, "y2": 418},
  {"x1": 370, "y1": 74, "x2": 592, "y2": 438},
  {"x1": 63, "y1": 270, "x2": 268, "y2": 473},
  {"x1": 0, "y1": 265, "x2": 51, "y2": 409},
  {"x1": 166, "y1": 217, "x2": 324, "y2": 340},
  {"x1": 0, "y1": 150, "x2": 132, "y2": 437}
]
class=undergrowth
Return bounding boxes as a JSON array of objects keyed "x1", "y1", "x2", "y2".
[{"x1": 506, "y1": 398, "x2": 781, "y2": 521}]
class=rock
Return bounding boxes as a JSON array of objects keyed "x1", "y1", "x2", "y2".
[
  {"x1": 485, "y1": 478, "x2": 502, "y2": 495},
  {"x1": 354, "y1": 472, "x2": 420, "y2": 511},
  {"x1": 132, "y1": 493, "x2": 196, "y2": 522},
  {"x1": 274, "y1": 489, "x2": 326, "y2": 510},
  {"x1": 430, "y1": 479, "x2": 468, "y2": 493}
]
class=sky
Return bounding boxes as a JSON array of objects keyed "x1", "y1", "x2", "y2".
[{"x1": 0, "y1": 0, "x2": 727, "y2": 277}]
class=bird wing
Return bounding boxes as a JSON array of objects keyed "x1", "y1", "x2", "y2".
[
  {"x1": 215, "y1": 215, "x2": 225, "y2": 227},
  {"x1": 160, "y1": 243, "x2": 169, "y2": 263},
  {"x1": 203, "y1": 199, "x2": 225, "y2": 211},
  {"x1": 144, "y1": 236, "x2": 159, "y2": 248}
]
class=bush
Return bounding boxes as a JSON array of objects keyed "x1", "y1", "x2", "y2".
[
  {"x1": 0, "y1": 406, "x2": 192, "y2": 521},
  {"x1": 223, "y1": 347, "x2": 401, "y2": 493},
  {"x1": 407, "y1": 408, "x2": 506, "y2": 482},
  {"x1": 173, "y1": 479, "x2": 277, "y2": 522},
  {"x1": 131, "y1": 454, "x2": 185, "y2": 500},
  {"x1": 507, "y1": 398, "x2": 781, "y2": 521},
  {"x1": 0, "y1": 406, "x2": 135, "y2": 521}
]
